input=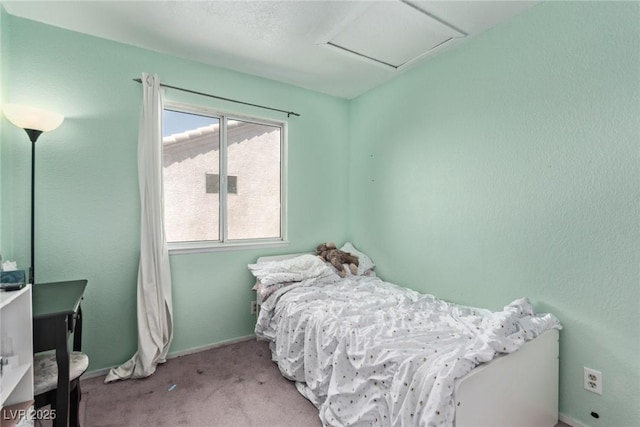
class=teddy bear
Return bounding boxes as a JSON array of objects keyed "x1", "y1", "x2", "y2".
[{"x1": 316, "y1": 242, "x2": 359, "y2": 278}]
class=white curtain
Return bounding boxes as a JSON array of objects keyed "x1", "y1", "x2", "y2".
[{"x1": 105, "y1": 73, "x2": 173, "y2": 382}]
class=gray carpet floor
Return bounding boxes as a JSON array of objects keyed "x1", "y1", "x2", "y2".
[
  {"x1": 78, "y1": 339, "x2": 319, "y2": 427},
  {"x1": 44, "y1": 338, "x2": 570, "y2": 427}
]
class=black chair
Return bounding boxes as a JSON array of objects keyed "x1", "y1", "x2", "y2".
[{"x1": 33, "y1": 351, "x2": 89, "y2": 426}]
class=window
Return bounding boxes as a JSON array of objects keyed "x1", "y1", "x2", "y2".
[{"x1": 162, "y1": 102, "x2": 286, "y2": 251}]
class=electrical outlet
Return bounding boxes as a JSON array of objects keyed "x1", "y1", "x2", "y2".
[
  {"x1": 251, "y1": 300, "x2": 257, "y2": 315},
  {"x1": 584, "y1": 367, "x2": 603, "y2": 395}
]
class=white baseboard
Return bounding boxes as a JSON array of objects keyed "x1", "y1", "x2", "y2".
[
  {"x1": 559, "y1": 413, "x2": 588, "y2": 427},
  {"x1": 167, "y1": 335, "x2": 256, "y2": 359},
  {"x1": 82, "y1": 334, "x2": 257, "y2": 380}
]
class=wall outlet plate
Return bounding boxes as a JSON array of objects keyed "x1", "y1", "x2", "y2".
[{"x1": 584, "y1": 367, "x2": 603, "y2": 395}]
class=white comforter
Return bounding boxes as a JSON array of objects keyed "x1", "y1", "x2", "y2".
[{"x1": 254, "y1": 266, "x2": 561, "y2": 427}]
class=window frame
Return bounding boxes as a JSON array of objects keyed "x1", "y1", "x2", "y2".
[{"x1": 162, "y1": 100, "x2": 289, "y2": 254}]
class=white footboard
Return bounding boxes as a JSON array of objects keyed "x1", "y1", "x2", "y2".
[{"x1": 453, "y1": 329, "x2": 559, "y2": 427}]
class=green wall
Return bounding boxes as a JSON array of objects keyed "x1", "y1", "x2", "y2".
[
  {"x1": 0, "y1": 6, "x2": 7, "y2": 258},
  {"x1": 1, "y1": 15, "x2": 350, "y2": 372},
  {"x1": 0, "y1": 7, "x2": 3, "y2": 256},
  {"x1": 349, "y1": 2, "x2": 639, "y2": 426}
]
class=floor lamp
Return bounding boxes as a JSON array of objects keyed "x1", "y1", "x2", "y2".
[{"x1": 2, "y1": 104, "x2": 64, "y2": 285}]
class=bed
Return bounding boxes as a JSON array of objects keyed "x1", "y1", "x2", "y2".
[{"x1": 249, "y1": 247, "x2": 561, "y2": 427}]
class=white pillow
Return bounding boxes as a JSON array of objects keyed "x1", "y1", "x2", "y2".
[
  {"x1": 248, "y1": 254, "x2": 334, "y2": 286},
  {"x1": 340, "y1": 242, "x2": 375, "y2": 275}
]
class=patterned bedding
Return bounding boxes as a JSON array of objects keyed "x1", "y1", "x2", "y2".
[{"x1": 250, "y1": 255, "x2": 561, "y2": 427}]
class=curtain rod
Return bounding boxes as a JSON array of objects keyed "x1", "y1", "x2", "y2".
[{"x1": 132, "y1": 78, "x2": 300, "y2": 118}]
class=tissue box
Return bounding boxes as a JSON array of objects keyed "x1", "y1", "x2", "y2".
[{"x1": 1, "y1": 270, "x2": 26, "y2": 285}]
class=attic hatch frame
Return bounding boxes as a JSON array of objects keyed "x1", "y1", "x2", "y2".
[
  {"x1": 319, "y1": 0, "x2": 467, "y2": 71},
  {"x1": 132, "y1": 78, "x2": 301, "y2": 118}
]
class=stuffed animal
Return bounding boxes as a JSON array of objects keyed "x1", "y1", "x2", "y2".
[{"x1": 316, "y1": 242, "x2": 359, "y2": 278}]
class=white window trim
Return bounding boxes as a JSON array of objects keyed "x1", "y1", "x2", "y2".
[
  {"x1": 168, "y1": 239, "x2": 290, "y2": 255},
  {"x1": 163, "y1": 101, "x2": 288, "y2": 254}
]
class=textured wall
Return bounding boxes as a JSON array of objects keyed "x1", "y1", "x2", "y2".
[
  {"x1": 0, "y1": 7, "x2": 7, "y2": 259},
  {"x1": 1, "y1": 15, "x2": 350, "y2": 371},
  {"x1": 349, "y1": 2, "x2": 639, "y2": 426}
]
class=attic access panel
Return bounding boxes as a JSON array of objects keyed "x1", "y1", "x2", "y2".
[{"x1": 325, "y1": 0, "x2": 466, "y2": 70}]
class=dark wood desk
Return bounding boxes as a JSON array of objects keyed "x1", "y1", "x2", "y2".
[{"x1": 32, "y1": 280, "x2": 87, "y2": 427}]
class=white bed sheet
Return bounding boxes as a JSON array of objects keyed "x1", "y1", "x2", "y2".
[{"x1": 255, "y1": 271, "x2": 561, "y2": 427}]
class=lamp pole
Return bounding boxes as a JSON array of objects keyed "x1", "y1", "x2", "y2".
[
  {"x1": 2, "y1": 104, "x2": 64, "y2": 285},
  {"x1": 26, "y1": 130, "x2": 43, "y2": 284}
]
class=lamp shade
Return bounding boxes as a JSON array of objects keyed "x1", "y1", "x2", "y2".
[{"x1": 2, "y1": 104, "x2": 64, "y2": 132}]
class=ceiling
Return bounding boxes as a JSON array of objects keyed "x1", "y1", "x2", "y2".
[{"x1": 2, "y1": 1, "x2": 539, "y2": 99}]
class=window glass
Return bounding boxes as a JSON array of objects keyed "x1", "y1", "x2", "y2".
[
  {"x1": 227, "y1": 120, "x2": 281, "y2": 240},
  {"x1": 161, "y1": 105, "x2": 285, "y2": 248},
  {"x1": 163, "y1": 109, "x2": 220, "y2": 242}
]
